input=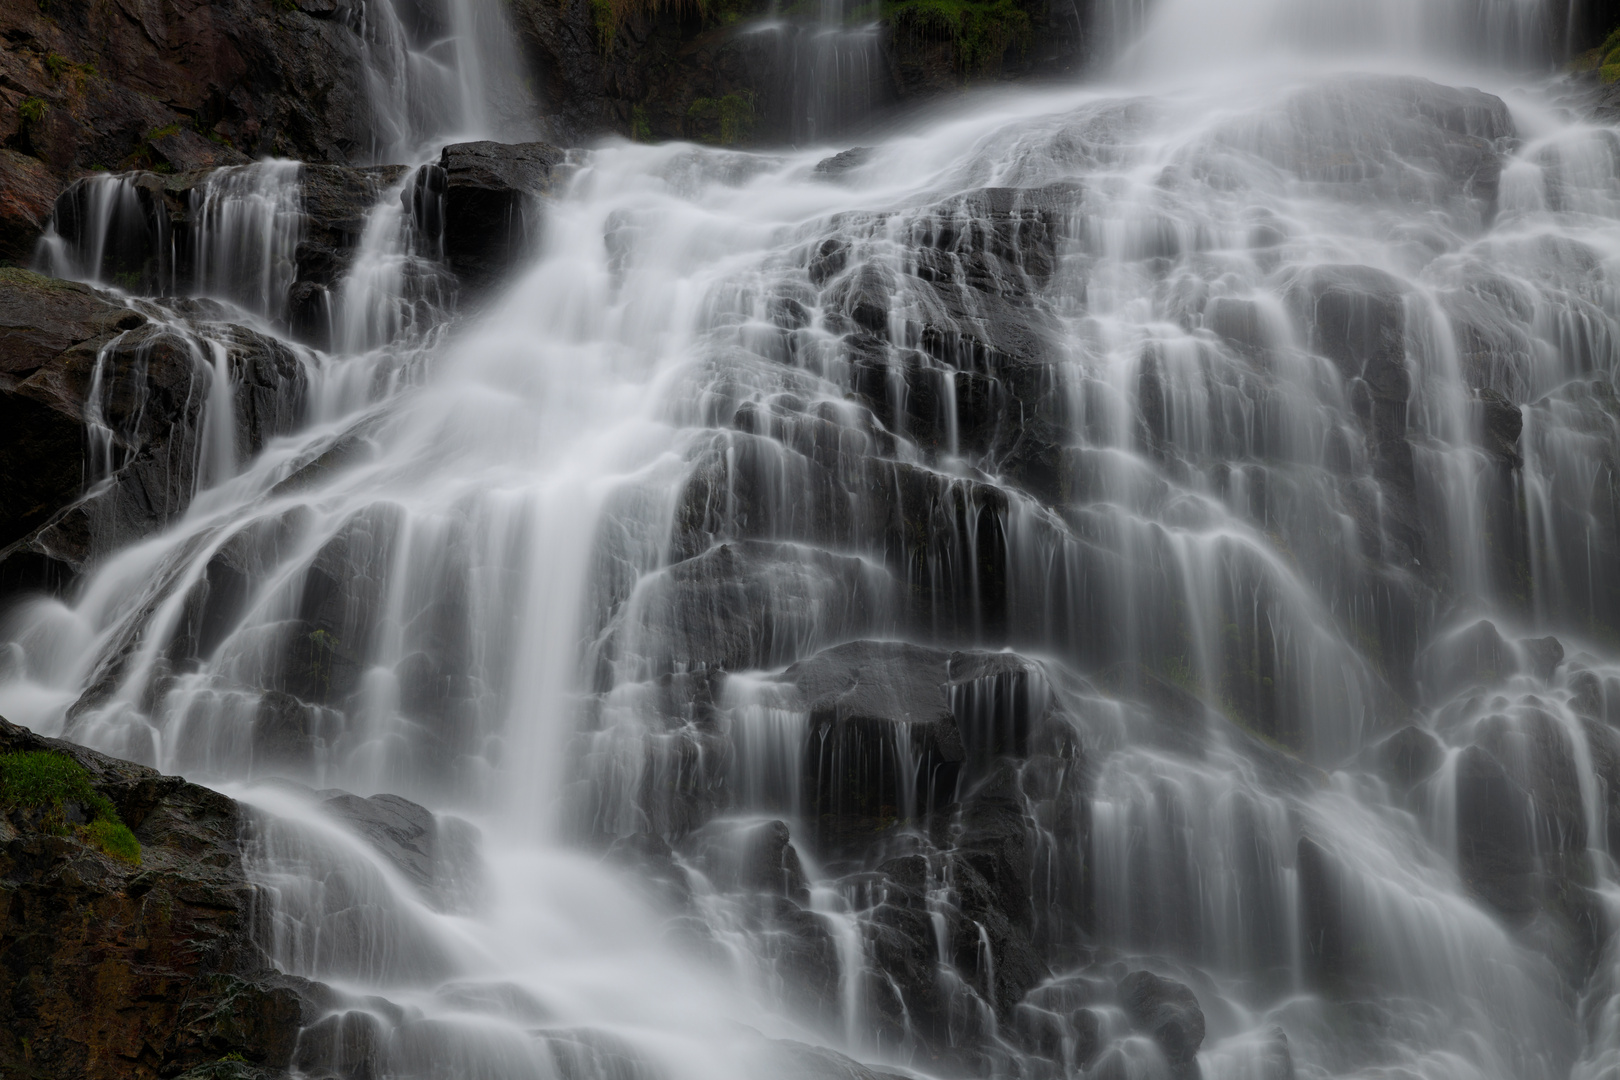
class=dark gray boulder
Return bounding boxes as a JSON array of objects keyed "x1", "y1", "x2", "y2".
[
  {"x1": 435, "y1": 140, "x2": 567, "y2": 293},
  {"x1": 1518, "y1": 635, "x2": 1564, "y2": 682},
  {"x1": 1455, "y1": 744, "x2": 1535, "y2": 918},
  {"x1": 686, "y1": 818, "x2": 811, "y2": 902},
  {"x1": 1371, "y1": 725, "x2": 1445, "y2": 791},
  {"x1": 0, "y1": 272, "x2": 307, "y2": 600},
  {"x1": 318, "y1": 789, "x2": 485, "y2": 913},
  {"x1": 1117, "y1": 969, "x2": 1206, "y2": 1070},
  {"x1": 1421, "y1": 619, "x2": 1516, "y2": 700},
  {"x1": 784, "y1": 640, "x2": 965, "y2": 843}
]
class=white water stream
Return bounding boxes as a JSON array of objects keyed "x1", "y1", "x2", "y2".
[{"x1": 8, "y1": 0, "x2": 1620, "y2": 1078}]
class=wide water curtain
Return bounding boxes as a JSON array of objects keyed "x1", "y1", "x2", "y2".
[{"x1": 5, "y1": 0, "x2": 1620, "y2": 1078}]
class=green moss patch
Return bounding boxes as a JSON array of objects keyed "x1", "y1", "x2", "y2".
[
  {"x1": 866, "y1": 0, "x2": 1031, "y2": 75},
  {"x1": 0, "y1": 751, "x2": 142, "y2": 865},
  {"x1": 1572, "y1": 25, "x2": 1620, "y2": 83},
  {"x1": 686, "y1": 92, "x2": 755, "y2": 145}
]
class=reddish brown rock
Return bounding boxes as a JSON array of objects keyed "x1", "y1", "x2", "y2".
[
  {"x1": 0, "y1": 149, "x2": 58, "y2": 266},
  {"x1": 0, "y1": 715, "x2": 317, "y2": 1079}
]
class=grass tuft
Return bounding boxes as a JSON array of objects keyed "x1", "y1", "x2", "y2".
[
  {"x1": 0, "y1": 751, "x2": 141, "y2": 865},
  {"x1": 1572, "y1": 25, "x2": 1620, "y2": 83}
]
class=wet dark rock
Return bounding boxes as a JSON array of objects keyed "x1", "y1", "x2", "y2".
[
  {"x1": 0, "y1": 271, "x2": 306, "y2": 599},
  {"x1": 766, "y1": 1038, "x2": 912, "y2": 1080},
  {"x1": 606, "y1": 832, "x2": 694, "y2": 909},
  {"x1": 1205, "y1": 296, "x2": 1272, "y2": 359},
  {"x1": 1371, "y1": 725, "x2": 1444, "y2": 791},
  {"x1": 784, "y1": 641, "x2": 965, "y2": 844},
  {"x1": 505, "y1": 0, "x2": 1077, "y2": 147},
  {"x1": 0, "y1": 270, "x2": 140, "y2": 544},
  {"x1": 1569, "y1": 667, "x2": 1620, "y2": 725},
  {"x1": 861, "y1": 878, "x2": 956, "y2": 1046},
  {"x1": 1261, "y1": 76, "x2": 1513, "y2": 224},
  {"x1": 1518, "y1": 635, "x2": 1564, "y2": 682},
  {"x1": 1476, "y1": 387, "x2": 1524, "y2": 466},
  {"x1": 947, "y1": 842, "x2": 1048, "y2": 1016},
  {"x1": 813, "y1": 147, "x2": 874, "y2": 180},
  {"x1": 0, "y1": 714, "x2": 318, "y2": 1078},
  {"x1": 1474, "y1": 707, "x2": 1586, "y2": 859},
  {"x1": 0, "y1": 149, "x2": 57, "y2": 265},
  {"x1": 1580, "y1": 717, "x2": 1620, "y2": 855},
  {"x1": 291, "y1": 1007, "x2": 387, "y2": 1080},
  {"x1": 43, "y1": 164, "x2": 412, "y2": 347},
  {"x1": 756, "y1": 892, "x2": 843, "y2": 1022},
  {"x1": 802, "y1": 185, "x2": 1075, "y2": 507},
  {"x1": 1560, "y1": 71, "x2": 1620, "y2": 125},
  {"x1": 1421, "y1": 619, "x2": 1516, "y2": 700},
  {"x1": 317, "y1": 789, "x2": 485, "y2": 913},
  {"x1": 276, "y1": 504, "x2": 403, "y2": 705},
  {"x1": 1255, "y1": 1026, "x2": 1297, "y2": 1080},
  {"x1": 1295, "y1": 263, "x2": 1421, "y2": 570},
  {"x1": 1455, "y1": 744, "x2": 1536, "y2": 918},
  {"x1": 948, "y1": 652, "x2": 1049, "y2": 763},
  {"x1": 624, "y1": 540, "x2": 886, "y2": 674},
  {"x1": 1012, "y1": 999, "x2": 1102, "y2": 1068},
  {"x1": 1297, "y1": 835, "x2": 1352, "y2": 993},
  {"x1": 1117, "y1": 969, "x2": 1206, "y2": 1067},
  {"x1": 286, "y1": 164, "x2": 413, "y2": 341},
  {"x1": 271, "y1": 422, "x2": 384, "y2": 498},
  {"x1": 438, "y1": 140, "x2": 566, "y2": 292},
  {"x1": 0, "y1": 0, "x2": 378, "y2": 207},
  {"x1": 686, "y1": 818, "x2": 810, "y2": 903}
]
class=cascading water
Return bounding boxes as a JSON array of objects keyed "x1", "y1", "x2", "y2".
[
  {"x1": 356, "y1": 0, "x2": 541, "y2": 162},
  {"x1": 7, "y1": 0, "x2": 1620, "y2": 1078}
]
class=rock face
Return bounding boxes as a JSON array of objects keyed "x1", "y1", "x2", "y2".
[
  {"x1": 0, "y1": 269, "x2": 308, "y2": 598},
  {"x1": 0, "y1": 0, "x2": 1098, "y2": 273},
  {"x1": 505, "y1": 0, "x2": 1087, "y2": 146},
  {"x1": 316, "y1": 790, "x2": 485, "y2": 913},
  {"x1": 0, "y1": 0, "x2": 375, "y2": 236},
  {"x1": 434, "y1": 140, "x2": 567, "y2": 292},
  {"x1": 0, "y1": 715, "x2": 314, "y2": 1079},
  {"x1": 1118, "y1": 970, "x2": 1206, "y2": 1072}
]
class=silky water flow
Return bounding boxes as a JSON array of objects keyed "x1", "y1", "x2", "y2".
[{"x1": 6, "y1": 0, "x2": 1620, "y2": 1077}]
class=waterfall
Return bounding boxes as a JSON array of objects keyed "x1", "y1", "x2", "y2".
[
  {"x1": 8, "y1": 0, "x2": 1620, "y2": 1078},
  {"x1": 356, "y1": 0, "x2": 541, "y2": 162}
]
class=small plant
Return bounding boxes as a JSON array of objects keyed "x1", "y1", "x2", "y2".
[
  {"x1": 686, "y1": 92, "x2": 755, "y2": 146},
  {"x1": 85, "y1": 817, "x2": 142, "y2": 863},
  {"x1": 18, "y1": 97, "x2": 46, "y2": 125},
  {"x1": 882, "y1": 0, "x2": 1030, "y2": 75},
  {"x1": 308, "y1": 628, "x2": 338, "y2": 694},
  {"x1": 42, "y1": 52, "x2": 95, "y2": 81},
  {"x1": 219, "y1": 1052, "x2": 249, "y2": 1063},
  {"x1": 0, "y1": 750, "x2": 142, "y2": 865},
  {"x1": 590, "y1": 0, "x2": 617, "y2": 49},
  {"x1": 631, "y1": 104, "x2": 652, "y2": 142},
  {"x1": 1573, "y1": 26, "x2": 1620, "y2": 83},
  {"x1": 590, "y1": 0, "x2": 708, "y2": 50}
]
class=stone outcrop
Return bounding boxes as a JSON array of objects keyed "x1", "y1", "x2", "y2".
[
  {"x1": 1118, "y1": 969, "x2": 1206, "y2": 1074},
  {"x1": 0, "y1": 269, "x2": 307, "y2": 599},
  {"x1": 434, "y1": 140, "x2": 567, "y2": 292},
  {"x1": 505, "y1": 0, "x2": 1087, "y2": 146},
  {"x1": 0, "y1": 0, "x2": 377, "y2": 244},
  {"x1": 0, "y1": 715, "x2": 314, "y2": 1080}
]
